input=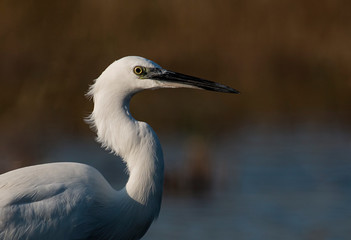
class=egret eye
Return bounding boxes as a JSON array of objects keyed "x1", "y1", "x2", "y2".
[{"x1": 133, "y1": 66, "x2": 145, "y2": 76}]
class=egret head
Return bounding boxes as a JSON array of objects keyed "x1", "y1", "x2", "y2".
[{"x1": 90, "y1": 56, "x2": 239, "y2": 97}]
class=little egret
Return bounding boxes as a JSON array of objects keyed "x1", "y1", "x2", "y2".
[{"x1": 0, "y1": 56, "x2": 239, "y2": 240}]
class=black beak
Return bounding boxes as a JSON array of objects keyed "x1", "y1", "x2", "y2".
[{"x1": 147, "y1": 68, "x2": 240, "y2": 94}]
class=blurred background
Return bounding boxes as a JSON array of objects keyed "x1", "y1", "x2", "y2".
[{"x1": 1, "y1": 0, "x2": 351, "y2": 239}]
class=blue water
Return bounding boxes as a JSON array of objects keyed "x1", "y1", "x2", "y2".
[{"x1": 44, "y1": 123, "x2": 351, "y2": 240}]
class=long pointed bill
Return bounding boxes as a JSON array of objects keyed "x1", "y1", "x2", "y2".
[{"x1": 147, "y1": 68, "x2": 240, "y2": 94}]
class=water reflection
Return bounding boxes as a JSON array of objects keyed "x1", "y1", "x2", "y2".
[
  {"x1": 164, "y1": 136, "x2": 213, "y2": 197},
  {"x1": 147, "y1": 123, "x2": 351, "y2": 240}
]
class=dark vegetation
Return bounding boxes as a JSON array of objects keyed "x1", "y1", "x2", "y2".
[{"x1": 1, "y1": 0, "x2": 350, "y2": 169}]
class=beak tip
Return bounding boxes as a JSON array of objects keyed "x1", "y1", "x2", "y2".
[
  {"x1": 231, "y1": 89, "x2": 240, "y2": 94},
  {"x1": 225, "y1": 87, "x2": 240, "y2": 94}
]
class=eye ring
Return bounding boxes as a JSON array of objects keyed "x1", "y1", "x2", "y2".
[{"x1": 133, "y1": 66, "x2": 145, "y2": 76}]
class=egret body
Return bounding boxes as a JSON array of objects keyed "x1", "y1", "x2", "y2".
[{"x1": 0, "y1": 56, "x2": 239, "y2": 240}]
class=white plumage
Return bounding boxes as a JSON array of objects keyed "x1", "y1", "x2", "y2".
[{"x1": 0, "y1": 56, "x2": 238, "y2": 240}]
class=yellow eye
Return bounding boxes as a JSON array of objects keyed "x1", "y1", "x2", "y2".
[{"x1": 133, "y1": 66, "x2": 145, "y2": 76}]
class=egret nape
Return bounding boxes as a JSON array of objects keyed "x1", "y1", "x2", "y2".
[{"x1": 0, "y1": 56, "x2": 239, "y2": 240}]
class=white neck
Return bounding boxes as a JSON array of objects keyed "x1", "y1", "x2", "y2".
[{"x1": 88, "y1": 87, "x2": 164, "y2": 214}]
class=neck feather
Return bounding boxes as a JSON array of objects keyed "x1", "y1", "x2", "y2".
[{"x1": 87, "y1": 88, "x2": 164, "y2": 210}]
